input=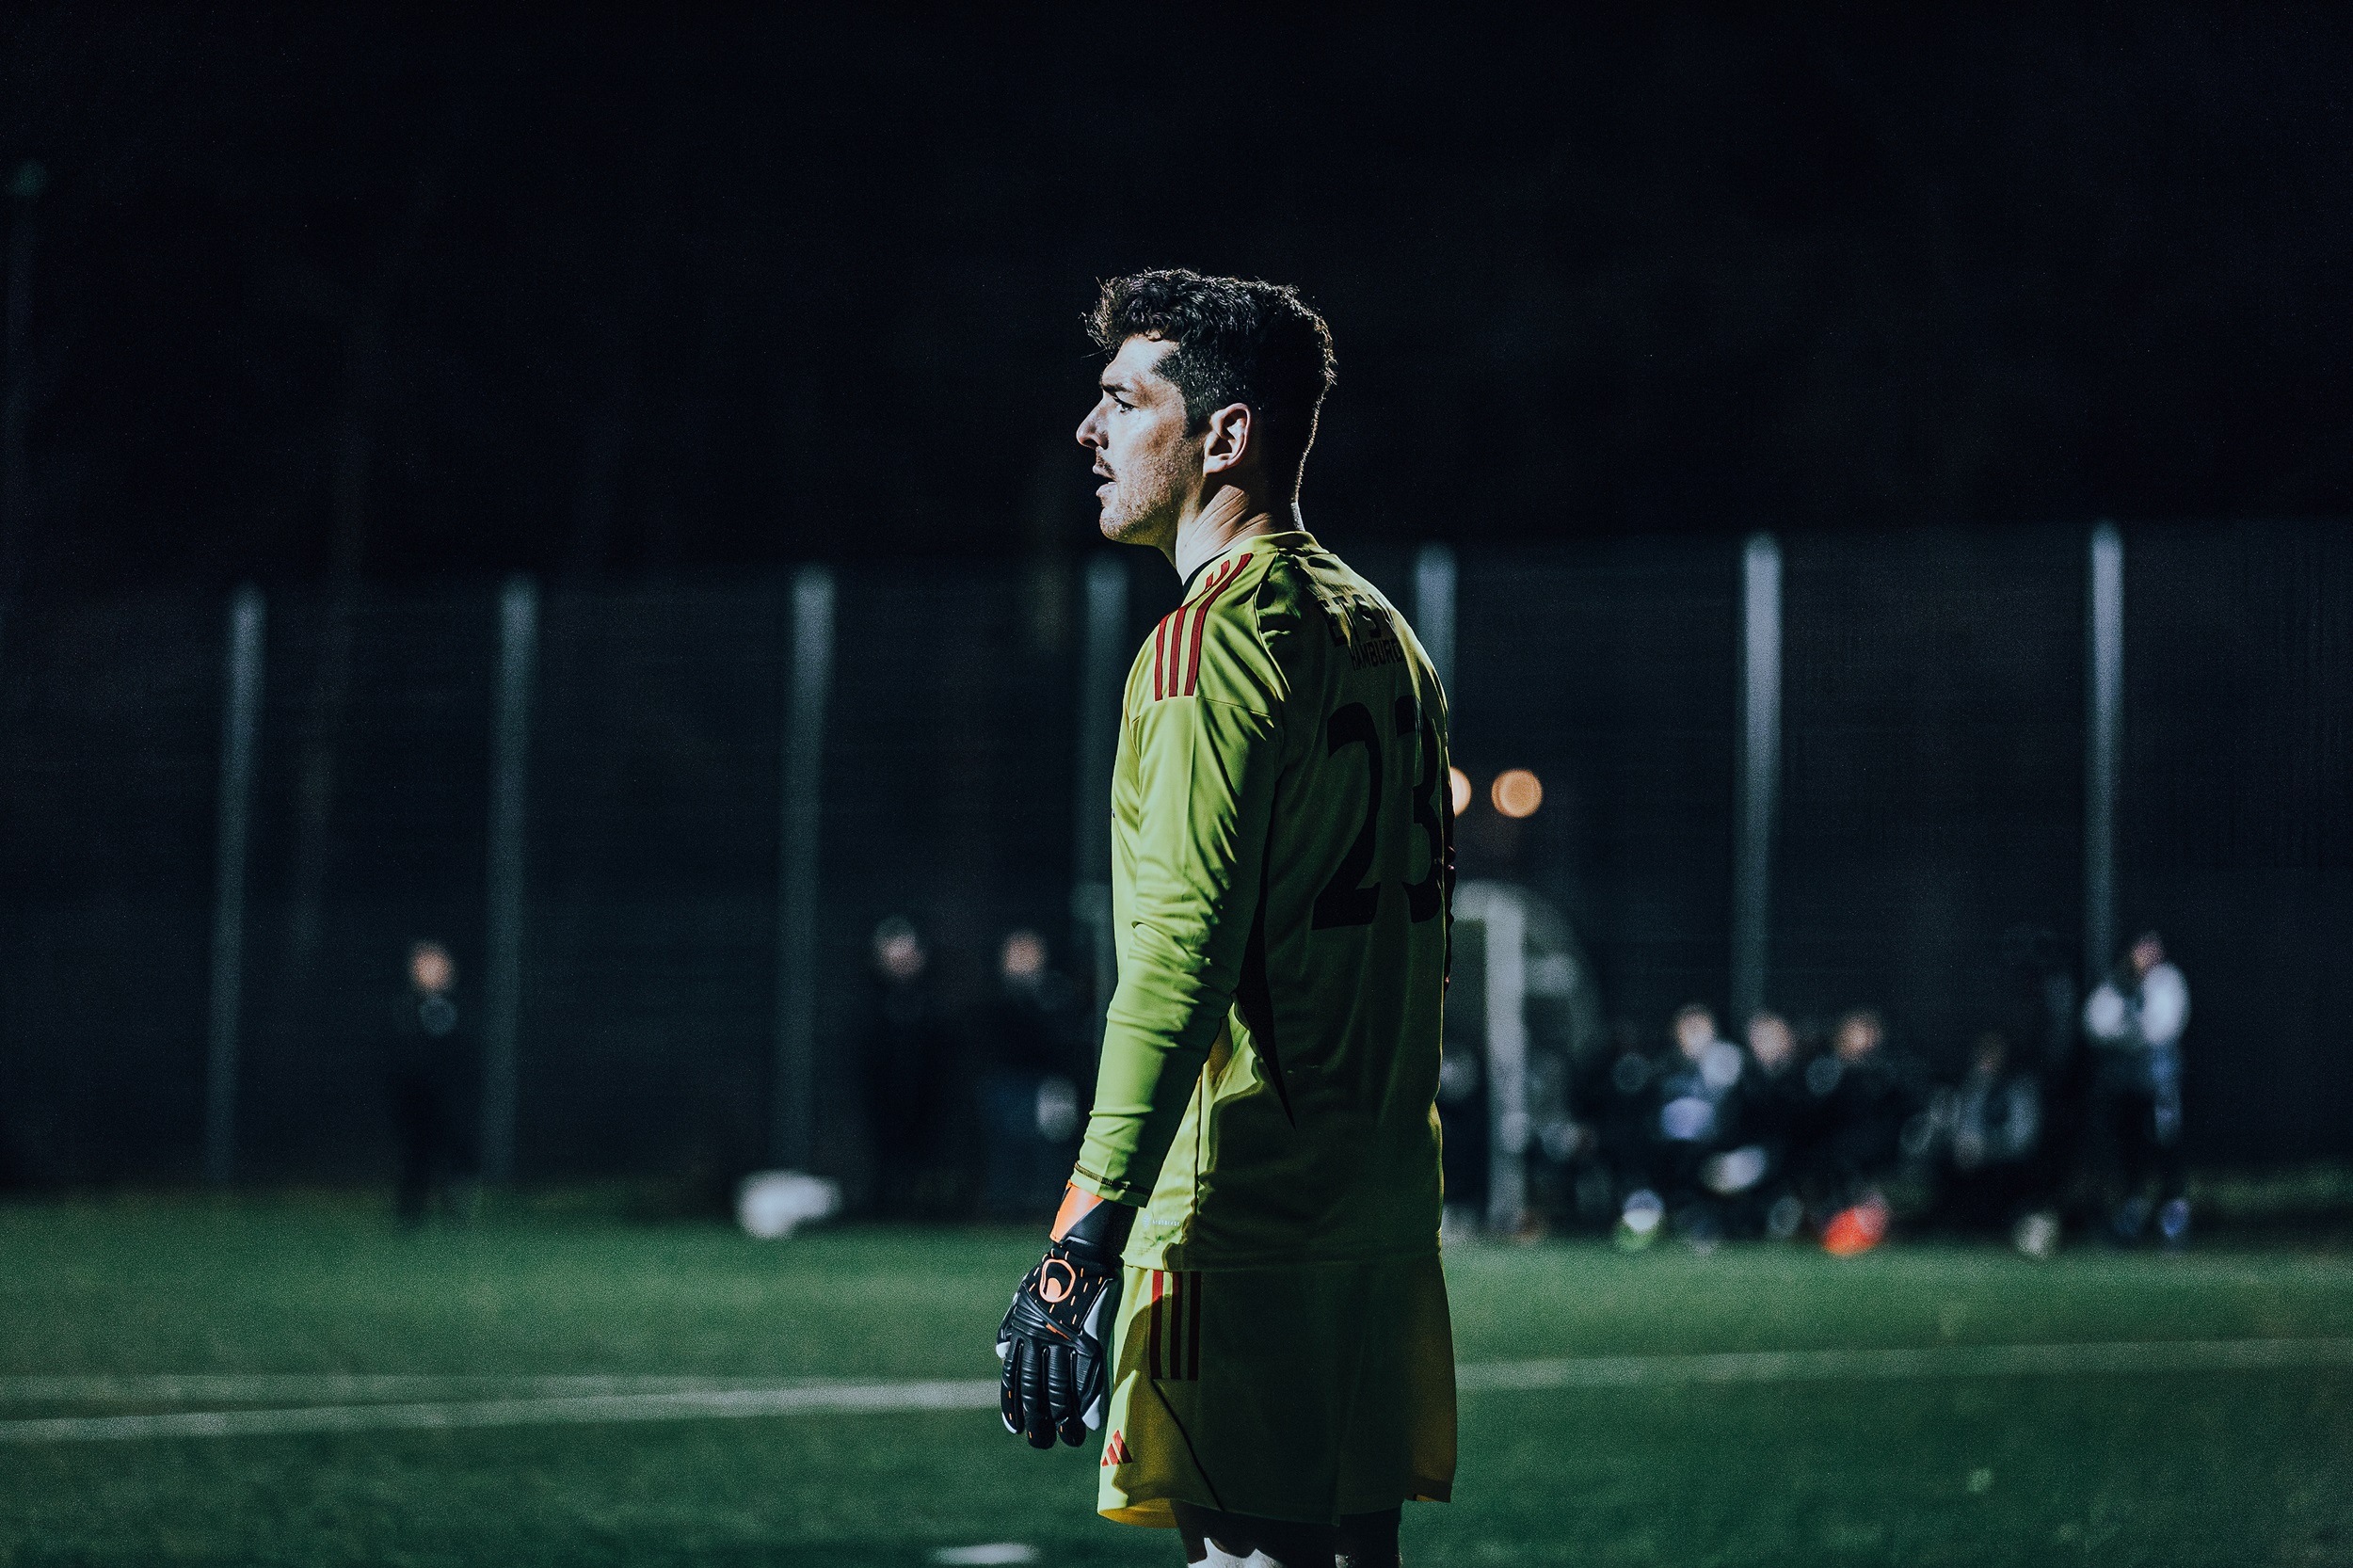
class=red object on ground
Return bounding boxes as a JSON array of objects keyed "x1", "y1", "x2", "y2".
[{"x1": 1822, "y1": 1198, "x2": 1890, "y2": 1256}]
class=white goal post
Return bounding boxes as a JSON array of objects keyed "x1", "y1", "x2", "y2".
[{"x1": 1449, "y1": 880, "x2": 1606, "y2": 1235}]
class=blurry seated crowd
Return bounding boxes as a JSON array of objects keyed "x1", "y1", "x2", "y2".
[
  {"x1": 857, "y1": 916, "x2": 2194, "y2": 1255},
  {"x1": 1521, "y1": 932, "x2": 2192, "y2": 1256},
  {"x1": 375, "y1": 913, "x2": 2195, "y2": 1256}
]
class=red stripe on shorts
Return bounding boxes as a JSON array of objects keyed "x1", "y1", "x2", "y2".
[{"x1": 1146, "y1": 1269, "x2": 1164, "y2": 1380}]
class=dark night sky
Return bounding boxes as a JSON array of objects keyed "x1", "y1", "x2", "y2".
[{"x1": 2, "y1": 7, "x2": 2348, "y2": 593}]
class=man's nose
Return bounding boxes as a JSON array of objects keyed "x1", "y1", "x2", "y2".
[{"x1": 1076, "y1": 404, "x2": 1103, "y2": 450}]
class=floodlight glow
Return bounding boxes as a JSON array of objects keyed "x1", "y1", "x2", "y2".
[
  {"x1": 1449, "y1": 766, "x2": 1472, "y2": 816},
  {"x1": 1491, "y1": 768, "x2": 1543, "y2": 818}
]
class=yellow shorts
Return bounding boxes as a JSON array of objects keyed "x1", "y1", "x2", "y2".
[{"x1": 1096, "y1": 1253, "x2": 1457, "y2": 1528}]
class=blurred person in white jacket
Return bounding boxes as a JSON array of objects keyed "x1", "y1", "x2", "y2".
[{"x1": 2083, "y1": 932, "x2": 2190, "y2": 1245}]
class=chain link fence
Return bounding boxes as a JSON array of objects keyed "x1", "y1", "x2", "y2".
[{"x1": 0, "y1": 522, "x2": 2344, "y2": 1192}]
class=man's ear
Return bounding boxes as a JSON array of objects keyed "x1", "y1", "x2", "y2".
[{"x1": 1200, "y1": 402, "x2": 1253, "y2": 474}]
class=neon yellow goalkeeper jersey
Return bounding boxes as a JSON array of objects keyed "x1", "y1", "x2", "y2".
[{"x1": 1073, "y1": 527, "x2": 1452, "y2": 1270}]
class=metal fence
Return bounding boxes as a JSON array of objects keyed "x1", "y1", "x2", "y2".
[{"x1": 0, "y1": 521, "x2": 2345, "y2": 1191}]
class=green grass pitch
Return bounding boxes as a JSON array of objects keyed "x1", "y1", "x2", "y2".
[{"x1": 3, "y1": 1200, "x2": 2350, "y2": 1566}]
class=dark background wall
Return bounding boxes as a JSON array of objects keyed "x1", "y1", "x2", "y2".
[
  {"x1": 1772, "y1": 529, "x2": 2084, "y2": 1052},
  {"x1": 1, "y1": 8, "x2": 2349, "y2": 595}
]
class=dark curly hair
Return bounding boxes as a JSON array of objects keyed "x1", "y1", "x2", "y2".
[{"x1": 1087, "y1": 269, "x2": 1337, "y2": 497}]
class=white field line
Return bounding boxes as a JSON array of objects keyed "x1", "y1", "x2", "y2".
[
  {"x1": 0, "y1": 1379, "x2": 1000, "y2": 1445},
  {"x1": 1450, "y1": 1336, "x2": 2353, "y2": 1391},
  {"x1": 0, "y1": 1374, "x2": 788, "y2": 1404},
  {"x1": 3, "y1": 1337, "x2": 2348, "y2": 1446}
]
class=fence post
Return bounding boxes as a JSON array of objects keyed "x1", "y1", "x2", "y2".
[
  {"x1": 1469, "y1": 886, "x2": 1530, "y2": 1235},
  {"x1": 478, "y1": 575, "x2": 537, "y2": 1185},
  {"x1": 1070, "y1": 555, "x2": 1128, "y2": 1061},
  {"x1": 1730, "y1": 533, "x2": 1782, "y2": 1028},
  {"x1": 1413, "y1": 544, "x2": 1456, "y2": 694},
  {"x1": 2085, "y1": 522, "x2": 2123, "y2": 984},
  {"x1": 771, "y1": 566, "x2": 835, "y2": 1168},
  {"x1": 203, "y1": 584, "x2": 266, "y2": 1185}
]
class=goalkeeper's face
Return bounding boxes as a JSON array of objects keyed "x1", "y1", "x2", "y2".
[{"x1": 1078, "y1": 335, "x2": 1202, "y2": 550}]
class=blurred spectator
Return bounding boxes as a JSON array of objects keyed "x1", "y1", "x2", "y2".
[
  {"x1": 1938, "y1": 1032, "x2": 2043, "y2": 1235},
  {"x1": 974, "y1": 929, "x2": 1086, "y2": 1222},
  {"x1": 1649, "y1": 1002, "x2": 1747, "y2": 1240},
  {"x1": 389, "y1": 939, "x2": 469, "y2": 1225},
  {"x1": 861, "y1": 917, "x2": 965, "y2": 1218},
  {"x1": 1532, "y1": 1030, "x2": 1619, "y2": 1234},
  {"x1": 2084, "y1": 932, "x2": 2191, "y2": 1245},
  {"x1": 1733, "y1": 1011, "x2": 1808, "y2": 1240},
  {"x1": 1809, "y1": 1010, "x2": 1917, "y2": 1214}
]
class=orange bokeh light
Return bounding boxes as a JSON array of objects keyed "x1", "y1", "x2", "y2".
[
  {"x1": 1491, "y1": 768, "x2": 1543, "y2": 819},
  {"x1": 1448, "y1": 766, "x2": 1472, "y2": 817}
]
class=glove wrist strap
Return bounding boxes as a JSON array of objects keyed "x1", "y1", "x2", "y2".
[{"x1": 1049, "y1": 1182, "x2": 1133, "y2": 1267}]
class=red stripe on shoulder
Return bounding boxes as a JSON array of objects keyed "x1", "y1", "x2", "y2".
[
  {"x1": 1184, "y1": 552, "x2": 1252, "y2": 696},
  {"x1": 1152, "y1": 615, "x2": 1167, "y2": 702}
]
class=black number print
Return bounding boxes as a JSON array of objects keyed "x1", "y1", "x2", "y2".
[
  {"x1": 1398, "y1": 696, "x2": 1446, "y2": 923},
  {"x1": 1311, "y1": 702, "x2": 1384, "y2": 928},
  {"x1": 1311, "y1": 696, "x2": 1449, "y2": 930}
]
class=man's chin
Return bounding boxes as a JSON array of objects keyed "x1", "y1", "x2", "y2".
[{"x1": 1096, "y1": 491, "x2": 1177, "y2": 548}]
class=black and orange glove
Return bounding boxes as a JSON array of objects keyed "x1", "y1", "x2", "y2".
[{"x1": 996, "y1": 1185, "x2": 1132, "y2": 1448}]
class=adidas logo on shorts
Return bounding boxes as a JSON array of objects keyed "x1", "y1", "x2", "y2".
[{"x1": 1102, "y1": 1430, "x2": 1134, "y2": 1466}]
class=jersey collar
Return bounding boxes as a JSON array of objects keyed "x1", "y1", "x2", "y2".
[{"x1": 1182, "y1": 526, "x2": 1318, "y2": 598}]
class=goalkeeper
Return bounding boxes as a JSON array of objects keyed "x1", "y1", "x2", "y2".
[{"x1": 997, "y1": 271, "x2": 1457, "y2": 1568}]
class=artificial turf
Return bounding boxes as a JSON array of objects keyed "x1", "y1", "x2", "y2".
[{"x1": 2, "y1": 1198, "x2": 2349, "y2": 1565}]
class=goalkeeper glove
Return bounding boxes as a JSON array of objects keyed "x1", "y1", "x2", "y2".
[{"x1": 997, "y1": 1184, "x2": 1131, "y2": 1448}]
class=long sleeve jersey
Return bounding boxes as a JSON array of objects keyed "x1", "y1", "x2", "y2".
[{"x1": 1071, "y1": 529, "x2": 1453, "y2": 1270}]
